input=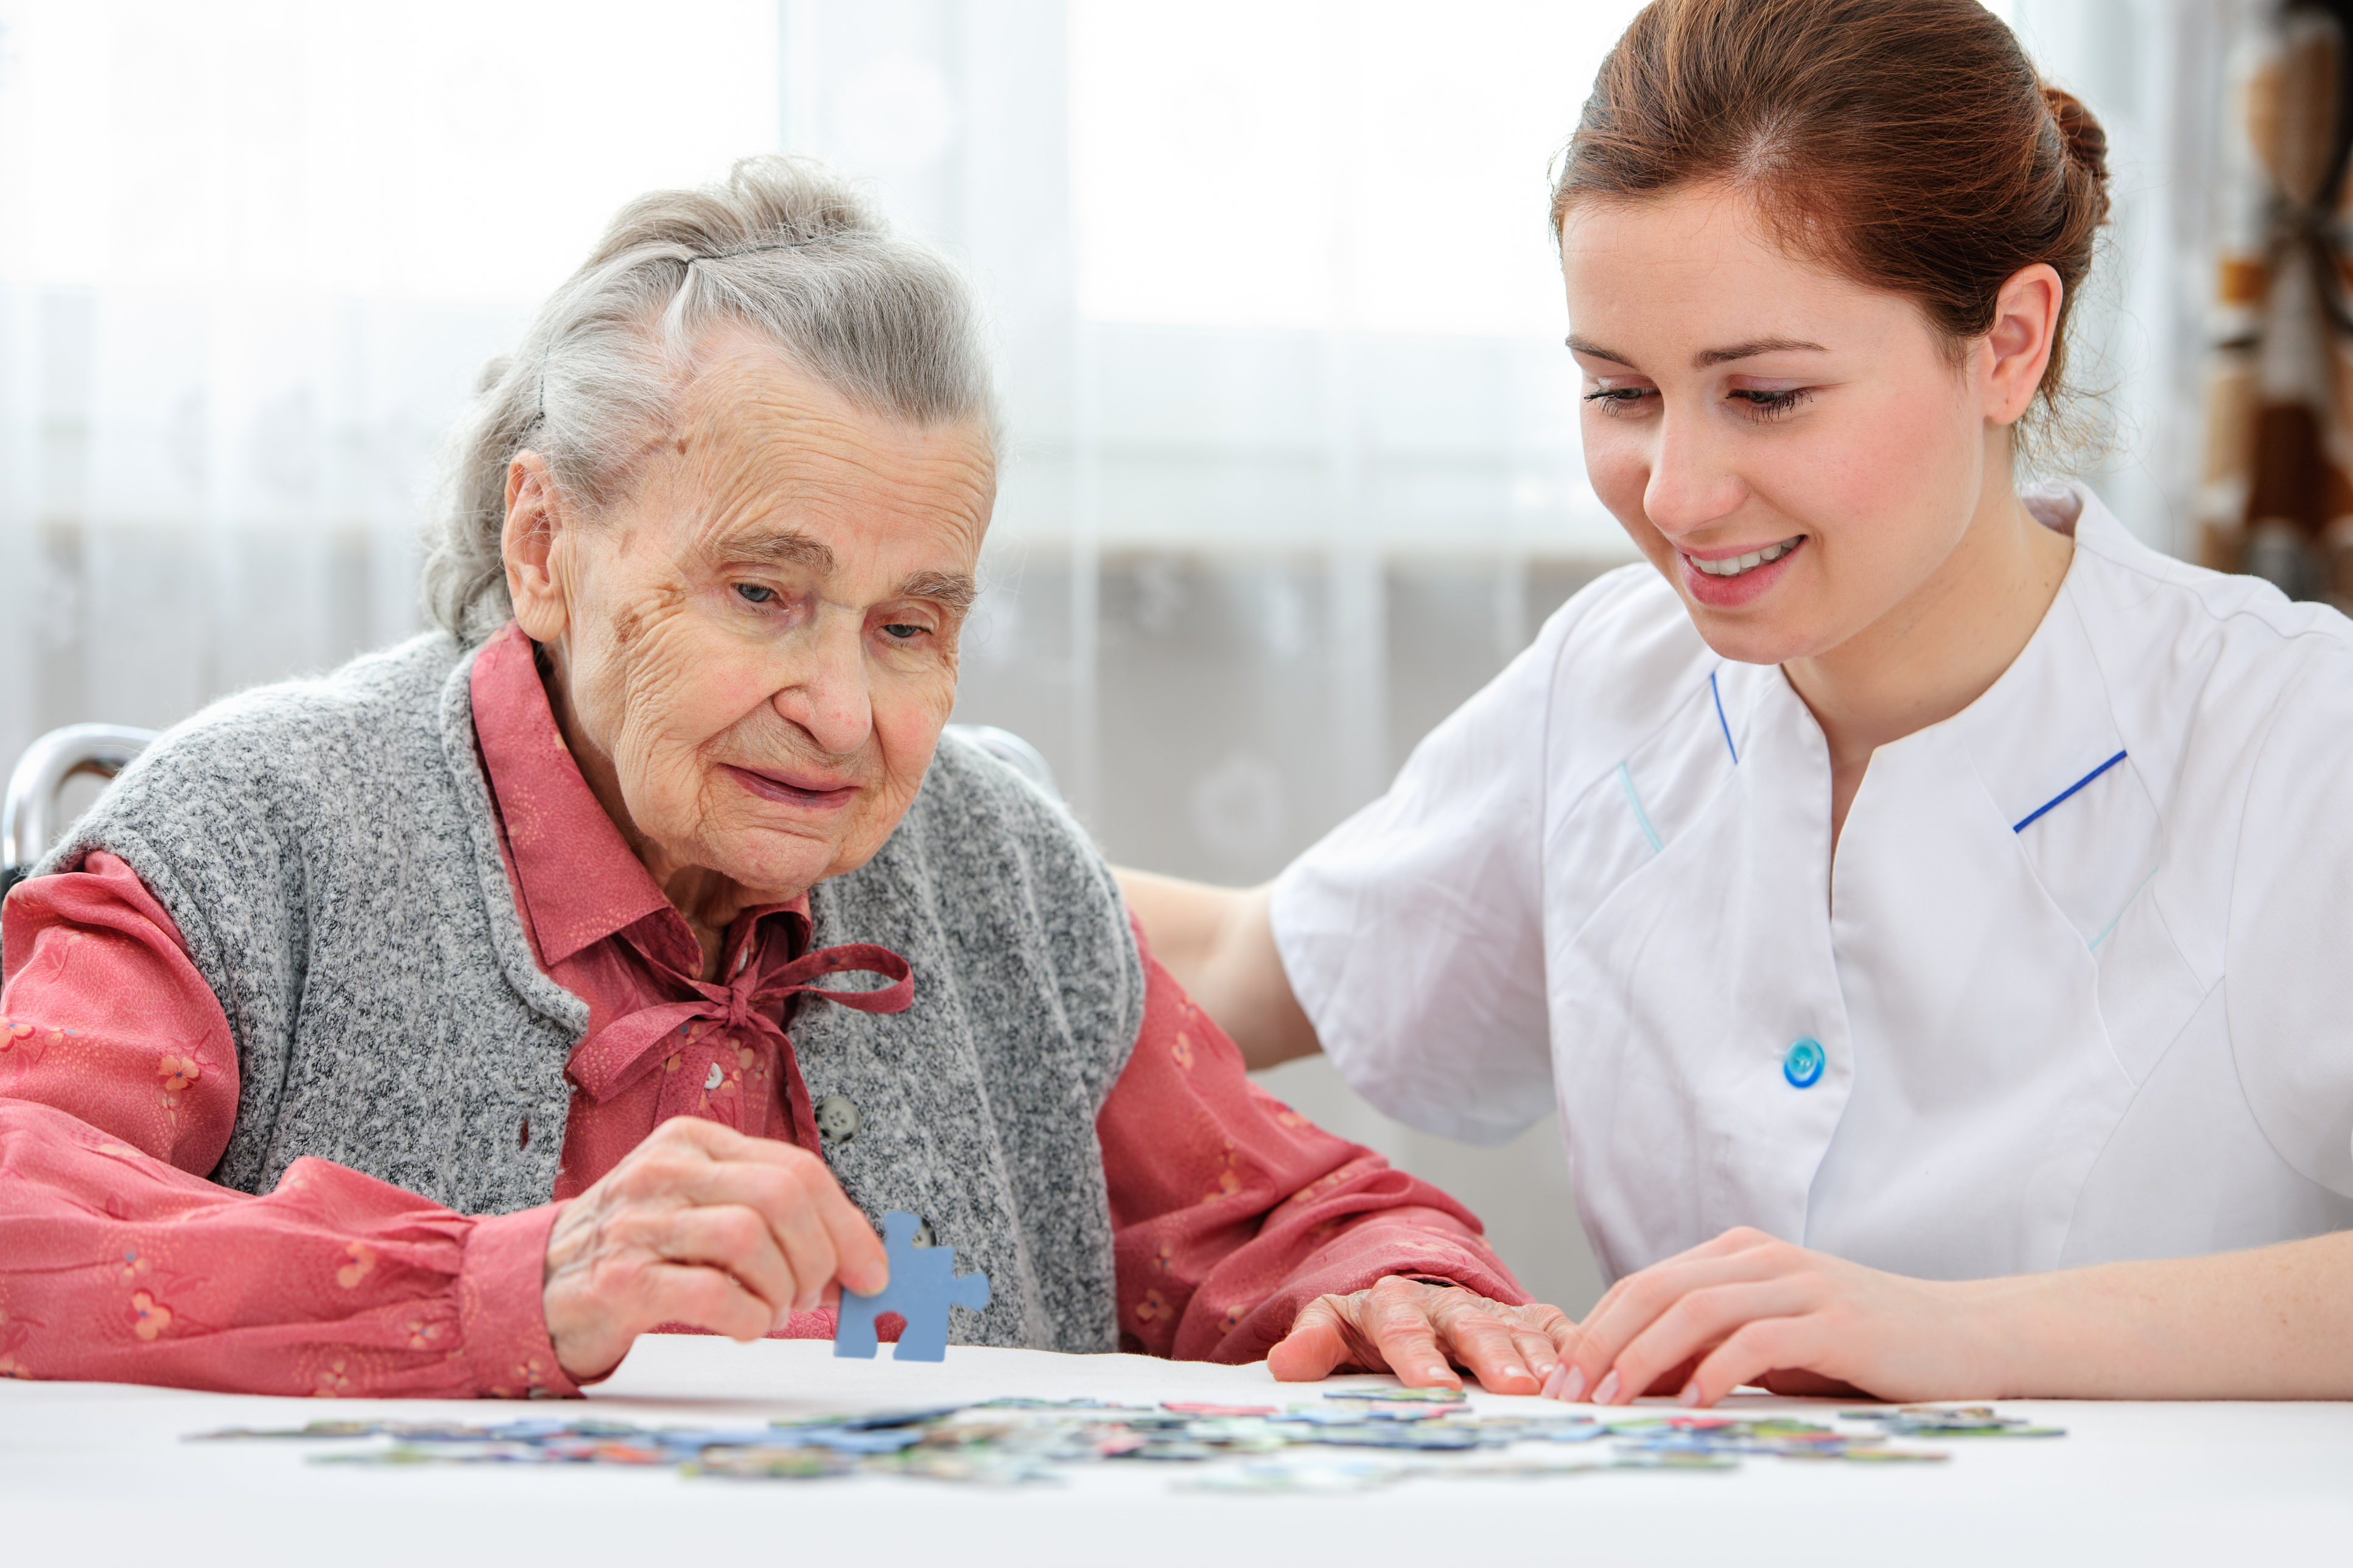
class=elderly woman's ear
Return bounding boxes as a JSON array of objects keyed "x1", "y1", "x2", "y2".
[{"x1": 501, "y1": 451, "x2": 571, "y2": 645}]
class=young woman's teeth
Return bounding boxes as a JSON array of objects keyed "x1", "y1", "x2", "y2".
[{"x1": 1691, "y1": 539, "x2": 1799, "y2": 577}]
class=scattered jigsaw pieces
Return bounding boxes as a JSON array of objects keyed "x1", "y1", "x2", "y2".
[
  {"x1": 1841, "y1": 1405, "x2": 2067, "y2": 1438},
  {"x1": 188, "y1": 1395, "x2": 2067, "y2": 1491},
  {"x1": 833, "y1": 1209, "x2": 992, "y2": 1362}
]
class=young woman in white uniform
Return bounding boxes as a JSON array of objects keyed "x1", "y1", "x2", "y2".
[{"x1": 1125, "y1": 0, "x2": 2353, "y2": 1406}]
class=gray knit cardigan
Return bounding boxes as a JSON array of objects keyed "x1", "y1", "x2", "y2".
[{"x1": 24, "y1": 633, "x2": 1146, "y2": 1354}]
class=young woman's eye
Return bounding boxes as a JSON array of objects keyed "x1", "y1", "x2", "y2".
[
  {"x1": 734, "y1": 583, "x2": 777, "y2": 605},
  {"x1": 1730, "y1": 388, "x2": 1811, "y2": 419},
  {"x1": 1582, "y1": 386, "x2": 1657, "y2": 416}
]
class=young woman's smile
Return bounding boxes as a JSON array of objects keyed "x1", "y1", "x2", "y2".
[{"x1": 1677, "y1": 533, "x2": 1806, "y2": 606}]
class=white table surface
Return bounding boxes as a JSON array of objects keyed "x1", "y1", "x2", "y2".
[{"x1": 3, "y1": 1335, "x2": 2345, "y2": 1567}]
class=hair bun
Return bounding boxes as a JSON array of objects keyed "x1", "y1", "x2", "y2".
[{"x1": 2043, "y1": 86, "x2": 2109, "y2": 184}]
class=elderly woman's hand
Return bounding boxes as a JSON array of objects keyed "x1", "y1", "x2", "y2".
[
  {"x1": 1266, "y1": 1276, "x2": 1576, "y2": 1395},
  {"x1": 542, "y1": 1116, "x2": 889, "y2": 1382}
]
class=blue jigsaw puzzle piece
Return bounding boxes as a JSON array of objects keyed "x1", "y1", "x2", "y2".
[{"x1": 833, "y1": 1211, "x2": 992, "y2": 1362}]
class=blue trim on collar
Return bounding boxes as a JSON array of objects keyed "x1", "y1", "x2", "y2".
[
  {"x1": 1618, "y1": 762, "x2": 1664, "y2": 854},
  {"x1": 2013, "y1": 749, "x2": 2127, "y2": 833},
  {"x1": 1709, "y1": 671, "x2": 1738, "y2": 765}
]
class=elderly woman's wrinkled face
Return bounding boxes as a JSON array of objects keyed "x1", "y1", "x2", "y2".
[{"x1": 505, "y1": 336, "x2": 992, "y2": 907}]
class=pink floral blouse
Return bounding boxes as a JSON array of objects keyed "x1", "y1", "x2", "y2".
[{"x1": 0, "y1": 625, "x2": 1524, "y2": 1397}]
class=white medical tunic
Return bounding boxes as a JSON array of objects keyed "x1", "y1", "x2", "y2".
[{"x1": 1271, "y1": 486, "x2": 2353, "y2": 1284}]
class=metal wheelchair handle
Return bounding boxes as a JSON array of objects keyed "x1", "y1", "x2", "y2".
[
  {"x1": 1, "y1": 724, "x2": 161, "y2": 898},
  {"x1": 941, "y1": 723, "x2": 1059, "y2": 802}
]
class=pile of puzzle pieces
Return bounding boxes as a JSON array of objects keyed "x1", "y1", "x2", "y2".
[{"x1": 191, "y1": 1396, "x2": 2063, "y2": 1493}]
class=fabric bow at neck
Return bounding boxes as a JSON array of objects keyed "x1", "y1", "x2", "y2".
[{"x1": 568, "y1": 941, "x2": 913, "y2": 1148}]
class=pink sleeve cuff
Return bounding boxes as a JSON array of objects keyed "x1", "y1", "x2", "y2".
[{"x1": 458, "y1": 1202, "x2": 581, "y2": 1399}]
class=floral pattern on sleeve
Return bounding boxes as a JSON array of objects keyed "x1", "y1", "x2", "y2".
[
  {"x1": 1100, "y1": 920, "x2": 1529, "y2": 1364},
  {"x1": 0, "y1": 858, "x2": 575, "y2": 1399}
]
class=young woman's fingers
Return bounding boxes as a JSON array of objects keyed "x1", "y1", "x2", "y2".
[
  {"x1": 1592, "y1": 1278, "x2": 1817, "y2": 1405},
  {"x1": 1563, "y1": 1246, "x2": 1794, "y2": 1396},
  {"x1": 1755, "y1": 1366, "x2": 1876, "y2": 1400},
  {"x1": 1574, "y1": 1227, "x2": 1776, "y2": 1328},
  {"x1": 1677, "y1": 1315, "x2": 1831, "y2": 1407},
  {"x1": 1641, "y1": 1354, "x2": 1704, "y2": 1399}
]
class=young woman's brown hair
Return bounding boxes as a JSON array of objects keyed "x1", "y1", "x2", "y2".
[{"x1": 1553, "y1": 0, "x2": 2110, "y2": 419}]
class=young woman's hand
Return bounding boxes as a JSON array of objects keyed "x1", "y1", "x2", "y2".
[
  {"x1": 542, "y1": 1117, "x2": 889, "y2": 1383},
  {"x1": 1542, "y1": 1227, "x2": 2007, "y2": 1407},
  {"x1": 1268, "y1": 1276, "x2": 1576, "y2": 1395}
]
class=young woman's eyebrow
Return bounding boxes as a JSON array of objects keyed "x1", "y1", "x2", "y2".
[
  {"x1": 1565, "y1": 334, "x2": 1635, "y2": 365},
  {"x1": 1563, "y1": 334, "x2": 1830, "y2": 370},
  {"x1": 1691, "y1": 336, "x2": 1828, "y2": 368}
]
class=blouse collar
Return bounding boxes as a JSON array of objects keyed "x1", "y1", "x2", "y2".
[{"x1": 468, "y1": 622, "x2": 806, "y2": 969}]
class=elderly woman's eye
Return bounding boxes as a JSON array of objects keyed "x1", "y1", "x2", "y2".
[
  {"x1": 882, "y1": 622, "x2": 925, "y2": 642},
  {"x1": 735, "y1": 583, "x2": 777, "y2": 605}
]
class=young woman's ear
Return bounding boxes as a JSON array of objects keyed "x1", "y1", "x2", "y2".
[{"x1": 1982, "y1": 262, "x2": 2064, "y2": 427}]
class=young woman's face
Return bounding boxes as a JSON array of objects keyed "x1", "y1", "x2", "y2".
[{"x1": 1560, "y1": 187, "x2": 1999, "y2": 666}]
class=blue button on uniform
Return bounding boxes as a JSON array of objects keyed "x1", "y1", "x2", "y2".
[{"x1": 1783, "y1": 1037, "x2": 1825, "y2": 1088}]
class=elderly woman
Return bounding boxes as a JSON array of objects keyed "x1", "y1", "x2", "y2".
[{"x1": 0, "y1": 158, "x2": 1568, "y2": 1398}]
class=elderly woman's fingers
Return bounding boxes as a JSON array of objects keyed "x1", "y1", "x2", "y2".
[
  {"x1": 1511, "y1": 1301, "x2": 1579, "y2": 1365},
  {"x1": 1265, "y1": 1295, "x2": 1368, "y2": 1382},
  {"x1": 636, "y1": 1258, "x2": 781, "y2": 1345},
  {"x1": 789, "y1": 1155, "x2": 889, "y2": 1300},
  {"x1": 642, "y1": 1203, "x2": 799, "y2": 1327},
  {"x1": 544, "y1": 1116, "x2": 900, "y2": 1380},
  {"x1": 1271, "y1": 1284, "x2": 1464, "y2": 1388},
  {"x1": 629, "y1": 1119, "x2": 888, "y2": 1300},
  {"x1": 1408, "y1": 1289, "x2": 1551, "y2": 1395},
  {"x1": 671, "y1": 1161, "x2": 843, "y2": 1312},
  {"x1": 713, "y1": 1136, "x2": 889, "y2": 1300},
  {"x1": 542, "y1": 1201, "x2": 793, "y2": 1377},
  {"x1": 1271, "y1": 1283, "x2": 1583, "y2": 1393},
  {"x1": 1506, "y1": 1325, "x2": 1568, "y2": 1384},
  {"x1": 1355, "y1": 1284, "x2": 1462, "y2": 1390}
]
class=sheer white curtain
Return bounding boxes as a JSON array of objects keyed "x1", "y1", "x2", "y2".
[
  {"x1": 2006, "y1": 0, "x2": 2262, "y2": 561},
  {"x1": 0, "y1": 0, "x2": 785, "y2": 763},
  {"x1": 0, "y1": 0, "x2": 2239, "y2": 1312}
]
